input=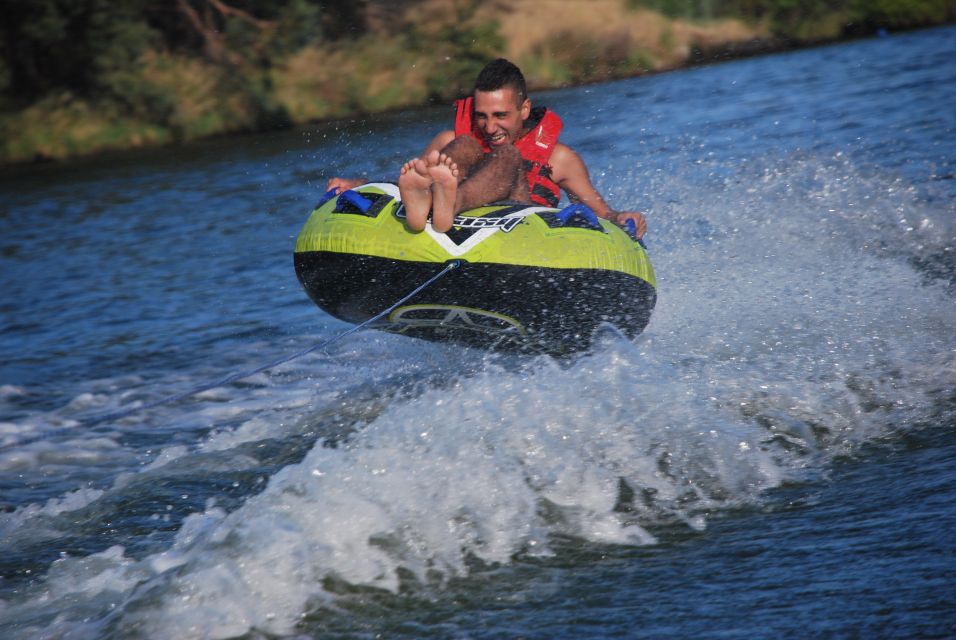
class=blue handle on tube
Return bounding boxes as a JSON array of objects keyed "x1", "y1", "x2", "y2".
[
  {"x1": 555, "y1": 203, "x2": 602, "y2": 230},
  {"x1": 339, "y1": 189, "x2": 373, "y2": 213},
  {"x1": 317, "y1": 187, "x2": 338, "y2": 207}
]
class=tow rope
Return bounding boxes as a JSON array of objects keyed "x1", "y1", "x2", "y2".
[{"x1": 0, "y1": 260, "x2": 460, "y2": 449}]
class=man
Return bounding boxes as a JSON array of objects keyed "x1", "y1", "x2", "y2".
[{"x1": 327, "y1": 58, "x2": 647, "y2": 238}]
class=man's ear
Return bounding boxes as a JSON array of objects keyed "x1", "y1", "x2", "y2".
[{"x1": 520, "y1": 98, "x2": 531, "y2": 120}]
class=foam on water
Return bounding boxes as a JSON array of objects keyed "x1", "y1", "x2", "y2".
[
  {"x1": 2, "y1": 345, "x2": 790, "y2": 638},
  {"x1": 2, "y1": 144, "x2": 952, "y2": 637}
]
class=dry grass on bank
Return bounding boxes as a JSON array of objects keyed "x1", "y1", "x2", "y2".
[
  {"x1": 474, "y1": 0, "x2": 763, "y2": 84},
  {"x1": 273, "y1": 39, "x2": 432, "y2": 122}
]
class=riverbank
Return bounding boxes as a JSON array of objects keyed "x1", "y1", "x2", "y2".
[{"x1": 2, "y1": 0, "x2": 953, "y2": 167}]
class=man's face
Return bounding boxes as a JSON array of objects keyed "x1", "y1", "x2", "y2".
[{"x1": 473, "y1": 88, "x2": 531, "y2": 147}]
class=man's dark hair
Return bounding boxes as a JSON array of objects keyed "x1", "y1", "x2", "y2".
[{"x1": 473, "y1": 58, "x2": 527, "y2": 103}]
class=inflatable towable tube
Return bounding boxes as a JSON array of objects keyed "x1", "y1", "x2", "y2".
[{"x1": 293, "y1": 183, "x2": 656, "y2": 356}]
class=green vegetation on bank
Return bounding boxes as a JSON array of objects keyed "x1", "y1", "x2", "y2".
[
  {"x1": 1, "y1": 0, "x2": 954, "y2": 165},
  {"x1": 629, "y1": 0, "x2": 956, "y2": 39}
]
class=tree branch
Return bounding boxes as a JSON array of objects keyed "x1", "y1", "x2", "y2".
[{"x1": 207, "y1": 0, "x2": 275, "y2": 32}]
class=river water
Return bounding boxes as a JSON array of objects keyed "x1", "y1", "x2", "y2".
[{"x1": 1, "y1": 25, "x2": 954, "y2": 639}]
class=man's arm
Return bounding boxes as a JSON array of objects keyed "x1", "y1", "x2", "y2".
[{"x1": 549, "y1": 144, "x2": 647, "y2": 239}]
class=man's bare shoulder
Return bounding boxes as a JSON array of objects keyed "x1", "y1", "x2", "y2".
[
  {"x1": 549, "y1": 142, "x2": 588, "y2": 181},
  {"x1": 552, "y1": 142, "x2": 586, "y2": 164}
]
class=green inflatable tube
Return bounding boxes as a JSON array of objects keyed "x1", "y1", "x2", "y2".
[{"x1": 294, "y1": 183, "x2": 656, "y2": 356}]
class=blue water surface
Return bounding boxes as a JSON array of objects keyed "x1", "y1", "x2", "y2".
[{"x1": 0, "y1": 25, "x2": 954, "y2": 640}]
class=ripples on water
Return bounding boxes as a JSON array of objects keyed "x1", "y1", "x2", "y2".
[{"x1": 0, "y1": 26, "x2": 954, "y2": 639}]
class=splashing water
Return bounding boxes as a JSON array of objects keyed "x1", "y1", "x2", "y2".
[{"x1": 1, "y1": 26, "x2": 954, "y2": 639}]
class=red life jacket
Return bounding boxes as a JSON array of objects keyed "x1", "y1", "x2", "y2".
[{"x1": 454, "y1": 97, "x2": 563, "y2": 208}]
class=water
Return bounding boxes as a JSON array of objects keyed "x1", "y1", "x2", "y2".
[{"x1": 1, "y1": 26, "x2": 954, "y2": 639}]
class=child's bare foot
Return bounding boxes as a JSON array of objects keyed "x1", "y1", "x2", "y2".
[
  {"x1": 428, "y1": 153, "x2": 460, "y2": 232},
  {"x1": 398, "y1": 158, "x2": 433, "y2": 231}
]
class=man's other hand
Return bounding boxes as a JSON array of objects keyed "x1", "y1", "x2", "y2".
[
  {"x1": 325, "y1": 177, "x2": 365, "y2": 193},
  {"x1": 612, "y1": 211, "x2": 647, "y2": 239}
]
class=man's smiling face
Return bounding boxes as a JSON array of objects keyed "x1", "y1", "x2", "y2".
[{"x1": 473, "y1": 88, "x2": 531, "y2": 147}]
